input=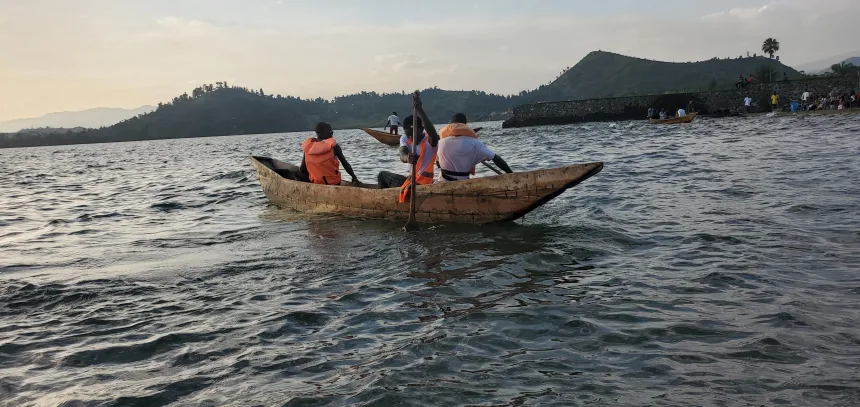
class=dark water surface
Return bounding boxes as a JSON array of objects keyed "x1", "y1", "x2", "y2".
[{"x1": 1, "y1": 116, "x2": 859, "y2": 406}]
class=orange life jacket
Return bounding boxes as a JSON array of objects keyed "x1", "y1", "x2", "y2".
[
  {"x1": 439, "y1": 123, "x2": 477, "y2": 139},
  {"x1": 398, "y1": 135, "x2": 437, "y2": 204},
  {"x1": 438, "y1": 123, "x2": 478, "y2": 176},
  {"x1": 301, "y1": 137, "x2": 341, "y2": 185}
]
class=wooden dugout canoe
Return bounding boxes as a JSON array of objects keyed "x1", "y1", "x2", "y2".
[
  {"x1": 649, "y1": 112, "x2": 698, "y2": 124},
  {"x1": 362, "y1": 126, "x2": 486, "y2": 146},
  {"x1": 251, "y1": 156, "x2": 603, "y2": 224},
  {"x1": 361, "y1": 128, "x2": 400, "y2": 146}
]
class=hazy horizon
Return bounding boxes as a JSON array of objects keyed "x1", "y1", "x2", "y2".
[{"x1": 1, "y1": 0, "x2": 858, "y2": 121}]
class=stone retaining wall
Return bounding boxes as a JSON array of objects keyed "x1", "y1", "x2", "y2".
[{"x1": 502, "y1": 76, "x2": 859, "y2": 128}]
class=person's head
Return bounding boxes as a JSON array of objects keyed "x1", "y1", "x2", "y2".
[
  {"x1": 392, "y1": 111, "x2": 397, "y2": 116},
  {"x1": 403, "y1": 115, "x2": 424, "y2": 135},
  {"x1": 451, "y1": 113, "x2": 468, "y2": 124},
  {"x1": 314, "y1": 122, "x2": 333, "y2": 139}
]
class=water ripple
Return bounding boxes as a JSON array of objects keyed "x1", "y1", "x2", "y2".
[{"x1": 1, "y1": 116, "x2": 859, "y2": 406}]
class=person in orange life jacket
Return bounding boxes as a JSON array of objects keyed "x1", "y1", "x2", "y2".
[
  {"x1": 437, "y1": 112, "x2": 512, "y2": 182},
  {"x1": 299, "y1": 122, "x2": 359, "y2": 185}
]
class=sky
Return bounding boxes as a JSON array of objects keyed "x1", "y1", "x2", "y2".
[{"x1": 1, "y1": 0, "x2": 858, "y2": 121}]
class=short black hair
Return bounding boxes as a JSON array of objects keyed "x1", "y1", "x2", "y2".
[
  {"x1": 451, "y1": 113, "x2": 467, "y2": 124},
  {"x1": 314, "y1": 122, "x2": 331, "y2": 134},
  {"x1": 403, "y1": 115, "x2": 423, "y2": 128},
  {"x1": 392, "y1": 111, "x2": 397, "y2": 115}
]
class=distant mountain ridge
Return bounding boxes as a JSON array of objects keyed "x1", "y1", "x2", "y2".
[
  {"x1": 795, "y1": 52, "x2": 860, "y2": 73},
  {"x1": 0, "y1": 106, "x2": 156, "y2": 133},
  {"x1": 521, "y1": 51, "x2": 802, "y2": 103},
  {"x1": 0, "y1": 50, "x2": 815, "y2": 148}
]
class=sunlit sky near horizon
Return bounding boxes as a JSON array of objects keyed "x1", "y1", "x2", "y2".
[{"x1": 1, "y1": 0, "x2": 858, "y2": 120}]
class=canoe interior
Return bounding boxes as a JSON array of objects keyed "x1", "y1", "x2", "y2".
[{"x1": 252, "y1": 156, "x2": 380, "y2": 189}]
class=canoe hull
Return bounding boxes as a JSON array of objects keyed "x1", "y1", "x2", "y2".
[
  {"x1": 251, "y1": 156, "x2": 603, "y2": 224},
  {"x1": 361, "y1": 128, "x2": 400, "y2": 146},
  {"x1": 649, "y1": 112, "x2": 698, "y2": 124}
]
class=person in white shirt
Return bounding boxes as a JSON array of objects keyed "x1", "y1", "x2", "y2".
[
  {"x1": 385, "y1": 112, "x2": 400, "y2": 135},
  {"x1": 659, "y1": 109, "x2": 667, "y2": 120},
  {"x1": 676, "y1": 108, "x2": 686, "y2": 118},
  {"x1": 744, "y1": 96, "x2": 753, "y2": 113},
  {"x1": 801, "y1": 90, "x2": 811, "y2": 110},
  {"x1": 437, "y1": 112, "x2": 512, "y2": 182}
]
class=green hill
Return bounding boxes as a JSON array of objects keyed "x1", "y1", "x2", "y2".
[
  {"x1": 0, "y1": 86, "x2": 516, "y2": 148},
  {"x1": 522, "y1": 51, "x2": 802, "y2": 102}
]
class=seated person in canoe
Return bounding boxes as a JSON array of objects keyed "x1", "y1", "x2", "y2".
[
  {"x1": 376, "y1": 99, "x2": 439, "y2": 197},
  {"x1": 299, "y1": 122, "x2": 359, "y2": 185},
  {"x1": 436, "y1": 109, "x2": 512, "y2": 182}
]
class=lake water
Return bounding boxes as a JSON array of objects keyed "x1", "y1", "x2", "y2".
[{"x1": 1, "y1": 116, "x2": 859, "y2": 406}]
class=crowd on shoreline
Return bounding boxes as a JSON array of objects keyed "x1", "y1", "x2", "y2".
[{"x1": 741, "y1": 88, "x2": 859, "y2": 113}]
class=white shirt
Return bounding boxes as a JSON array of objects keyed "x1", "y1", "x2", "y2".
[
  {"x1": 677, "y1": 109, "x2": 686, "y2": 117},
  {"x1": 659, "y1": 112, "x2": 667, "y2": 119},
  {"x1": 436, "y1": 137, "x2": 496, "y2": 182},
  {"x1": 388, "y1": 115, "x2": 400, "y2": 126},
  {"x1": 744, "y1": 97, "x2": 752, "y2": 106},
  {"x1": 802, "y1": 92, "x2": 810, "y2": 101}
]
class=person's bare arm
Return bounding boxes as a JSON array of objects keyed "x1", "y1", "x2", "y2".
[
  {"x1": 412, "y1": 93, "x2": 439, "y2": 147},
  {"x1": 333, "y1": 145, "x2": 358, "y2": 182},
  {"x1": 492, "y1": 155, "x2": 513, "y2": 173}
]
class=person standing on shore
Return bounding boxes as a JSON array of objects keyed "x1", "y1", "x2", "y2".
[
  {"x1": 385, "y1": 112, "x2": 400, "y2": 135},
  {"x1": 771, "y1": 92, "x2": 780, "y2": 112},
  {"x1": 647, "y1": 107, "x2": 655, "y2": 119},
  {"x1": 801, "y1": 89, "x2": 811, "y2": 110},
  {"x1": 744, "y1": 95, "x2": 753, "y2": 113}
]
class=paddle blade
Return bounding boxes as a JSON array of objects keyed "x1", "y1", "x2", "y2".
[{"x1": 403, "y1": 220, "x2": 420, "y2": 232}]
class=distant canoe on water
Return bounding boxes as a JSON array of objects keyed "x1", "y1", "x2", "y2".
[
  {"x1": 649, "y1": 112, "x2": 698, "y2": 124},
  {"x1": 361, "y1": 128, "x2": 400, "y2": 146},
  {"x1": 362, "y1": 126, "x2": 485, "y2": 146},
  {"x1": 251, "y1": 156, "x2": 603, "y2": 224}
]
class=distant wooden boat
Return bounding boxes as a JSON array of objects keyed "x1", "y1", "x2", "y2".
[
  {"x1": 361, "y1": 128, "x2": 400, "y2": 146},
  {"x1": 362, "y1": 126, "x2": 485, "y2": 146},
  {"x1": 251, "y1": 156, "x2": 603, "y2": 224},
  {"x1": 649, "y1": 112, "x2": 698, "y2": 124}
]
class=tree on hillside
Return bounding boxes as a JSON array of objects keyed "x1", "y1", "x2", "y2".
[
  {"x1": 762, "y1": 38, "x2": 780, "y2": 59},
  {"x1": 829, "y1": 62, "x2": 857, "y2": 76},
  {"x1": 754, "y1": 64, "x2": 778, "y2": 83}
]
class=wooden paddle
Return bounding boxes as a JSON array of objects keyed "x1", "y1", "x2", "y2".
[
  {"x1": 404, "y1": 91, "x2": 420, "y2": 231},
  {"x1": 482, "y1": 161, "x2": 502, "y2": 174}
]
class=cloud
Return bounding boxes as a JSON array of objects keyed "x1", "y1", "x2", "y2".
[
  {"x1": 2, "y1": 0, "x2": 859, "y2": 120},
  {"x1": 136, "y1": 16, "x2": 221, "y2": 40},
  {"x1": 702, "y1": 4, "x2": 772, "y2": 21}
]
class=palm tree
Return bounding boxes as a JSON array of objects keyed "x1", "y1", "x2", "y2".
[
  {"x1": 830, "y1": 62, "x2": 856, "y2": 76},
  {"x1": 762, "y1": 38, "x2": 780, "y2": 59}
]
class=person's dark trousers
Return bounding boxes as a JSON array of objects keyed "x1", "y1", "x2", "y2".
[{"x1": 377, "y1": 171, "x2": 407, "y2": 189}]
